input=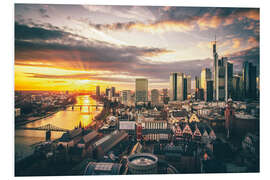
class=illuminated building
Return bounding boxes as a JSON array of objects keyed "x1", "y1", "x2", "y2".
[
  {"x1": 200, "y1": 68, "x2": 212, "y2": 101},
  {"x1": 135, "y1": 79, "x2": 148, "y2": 102},
  {"x1": 169, "y1": 72, "x2": 185, "y2": 101}
]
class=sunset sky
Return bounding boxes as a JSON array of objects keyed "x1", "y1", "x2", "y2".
[{"x1": 14, "y1": 4, "x2": 259, "y2": 92}]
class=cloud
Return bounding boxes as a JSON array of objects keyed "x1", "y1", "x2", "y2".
[
  {"x1": 15, "y1": 22, "x2": 65, "y2": 40},
  {"x1": 227, "y1": 46, "x2": 259, "y2": 73},
  {"x1": 84, "y1": 7, "x2": 259, "y2": 33},
  {"x1": 232, "y1": 38, "x2": 241, "y2": 49},
  {"x1": 82, "y1": 5, "x2": 156, "y2": 22},
  {"x1": 248, "y1": 36, "x2": 259, "y2": 47}
]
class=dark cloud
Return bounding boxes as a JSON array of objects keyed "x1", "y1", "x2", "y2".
[
  {"x1": 15, "y1": 22, "x2": 65, "y2": 40},
  {"x1": 228, "y1": 46, "x2": 259, "y2": 74}
]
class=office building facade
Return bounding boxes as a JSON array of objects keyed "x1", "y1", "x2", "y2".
[
  {"x1": 121, "y1": 90, "x2": 131, "y2": 106},
  {"x1": 151, "y1": 89, "x2": 160, "y2": 106},
  {"x1": 136, "y1": 79, "x2": 148, "y2": 102},
  {"x1": 242, "y1": 61, "x2": 257, "y2": 99},
  {"x1": 225, "y1": 62, "x2": 233, "y2": 101},
  {"x1": 169, "y1": 72, "x2": 185, "y2": 101}
]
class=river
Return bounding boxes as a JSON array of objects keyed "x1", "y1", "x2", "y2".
[{"x1": 15, "y1": 95, "x2": 103, "y2": 162}]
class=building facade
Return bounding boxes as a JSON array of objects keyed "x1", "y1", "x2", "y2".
[
  {"x1": 136, "y1": 79, "x2": 148, "y2": 102},
  {"x1": 151, "y1": 89, "x2": 160, "y2": 106},
  {"x1": 225, "y1": 62, "x2": 233, "y2": 101},
  {"x1": 169, "y1": 72, "x2": 185, "y2": 101},
  {"x1": 121, "y1": 90, "x2": 131, "y2": 106}
]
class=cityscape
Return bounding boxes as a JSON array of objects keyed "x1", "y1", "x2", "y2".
[{"x1": 15, "y1": 4, "x2": 259, "y2": 176}]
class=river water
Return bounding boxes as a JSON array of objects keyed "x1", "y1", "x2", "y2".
[{"x1": 15, "y1": 95, "x2": 102, "y2": 162}]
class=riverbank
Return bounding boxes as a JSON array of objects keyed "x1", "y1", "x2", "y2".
[{"x1": 15, "y1": 110, "x2": 61, "y2": 128}]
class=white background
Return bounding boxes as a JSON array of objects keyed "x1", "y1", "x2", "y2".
[{"x1": 1, "y1": 0, "x2": 269, "y2": 179}]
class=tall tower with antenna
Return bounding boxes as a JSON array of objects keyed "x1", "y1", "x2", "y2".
[{"x1": 213, "y1": 35, "x2": 219, "y2": 101}]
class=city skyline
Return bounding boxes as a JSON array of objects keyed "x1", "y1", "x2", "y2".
[{"x1": 15, "y1": 5, "x2": 259, "y2": 91}]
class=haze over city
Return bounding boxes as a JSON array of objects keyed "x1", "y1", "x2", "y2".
[{"x1": 15, "y1": 4, "x2": 259, "y2": 92}]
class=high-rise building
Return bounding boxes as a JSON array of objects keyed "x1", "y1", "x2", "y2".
[
  {"x1": 250, "y1": 65, "x2": 257, "y2": 99},
  {"x1": 111, "y1": 87, "x2": 116, "y2": 97},
  {"x1": 151, "y1": 89, "x2": 159, "y2": 106},
  {"x1": 213, "y1": 37, "x2": 218, "y2": 101},
  {"x1": 135, "y1": 79, "x2": 148, "y2": 102},
  {"x1": 121, "y1": 90, "x2": 131, "y2": 106},
  {"x1": 215, "y1": 57, "x2": 227, "y2": 101},
  {"x1": 169, "y1": 72, "x2": 184, "y2": 101},
  {"x1": 242, "y1": 61, "x2": 257, "y2": 99},
  {"x1": 186, "y1": 75, "x2": 191, "y2": 96},
  {"x1": 162, "y1": 88, "x2": 169, "y2": 104},
  {"x1": 201, "y1": 68, "x2": 212, "y2": 101},
  {"x1": 195, "y1": 76, "x2": 200, "y2": 100},
  {"x1": 225, "y1": 62, "x2": 233, "y2": 101},
  {"x1": 183, "y1": 77, "x2": 187, "y2": 100},
  {"x1": 257, "y1": 76, "x2": 260, "y2": 98},
  {"x1": 232, "y1": 75, "x2": 241, "y2": 100},
  {"x1": 206, "y1": 80, "x2": 213, "y2": 102},
  {"x1": 105, "y1": 88, "x2": 110, "y2": 97},
  {"x1": 96, "y1": 86, "x2": 100, "y2": 97}
]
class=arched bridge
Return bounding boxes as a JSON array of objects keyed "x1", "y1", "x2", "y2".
[
  {"x1": 17, "y1": 124, "x2": 70, "y2": 132},
  {"x1": 67, "y1": 104, "x2": 104, "y2": 113},
  {"x1": 17, "y1": 124, "x2": 70, "y2": 141}
]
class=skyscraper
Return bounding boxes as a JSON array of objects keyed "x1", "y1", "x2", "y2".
[
  {"x1": 169, "y1": 72, "x2": 184, "y2": 101},
  {"x1": 96, "y1": 86, "x2": 100, "y2": 97},
  {"x1": 206, "y1": 80, "x2": 213, "y2": 102},
  {"x1": 195, "y1": 76, "x2": 200, "y2": 100},
  {"x1": 213, "y1": 37, "x2": 218, "y2": 101},
  {"x1": 162, "y1": 88, "x2": 169, "y2": 104},
  {"x1": 151, "y1": 89, "x2": 159, "y2": 106},
  {"x1": 111, "y1": 87, "x2": 116, "y2": 97},
  {"x1": 243, "y1": 61, "x2": 257, "y2": 99},
  {"x1": 121, "y1": 90, "x2": 131, "y2": 106},
  {"x1": 201, "y1": 68, "x2": 212, "y2": 90},
  {"x1": 218, "y1": 62, "x2": 226, "y2": 101},
  {"x1": 135, "y1": 79, "x2": 148, "y2": 102},
  {"x1": 105, "y1": 88, "x2": 110, "y2": 97},
  {"x1": 201, "y1": 68, "x2": 212, "y2": 101},
  {"x1": 225, "y1": 62, "x2": 233, "y2": 101},
  {"x1": 232, "y1": 75, "x2": 241, "y2": 100},
  {"x1": 183, "y1": 77, "x2": 187, "y2": 100},
  {"x1": 186, "y1": 75, "x2": 191, "y2": 97}
]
